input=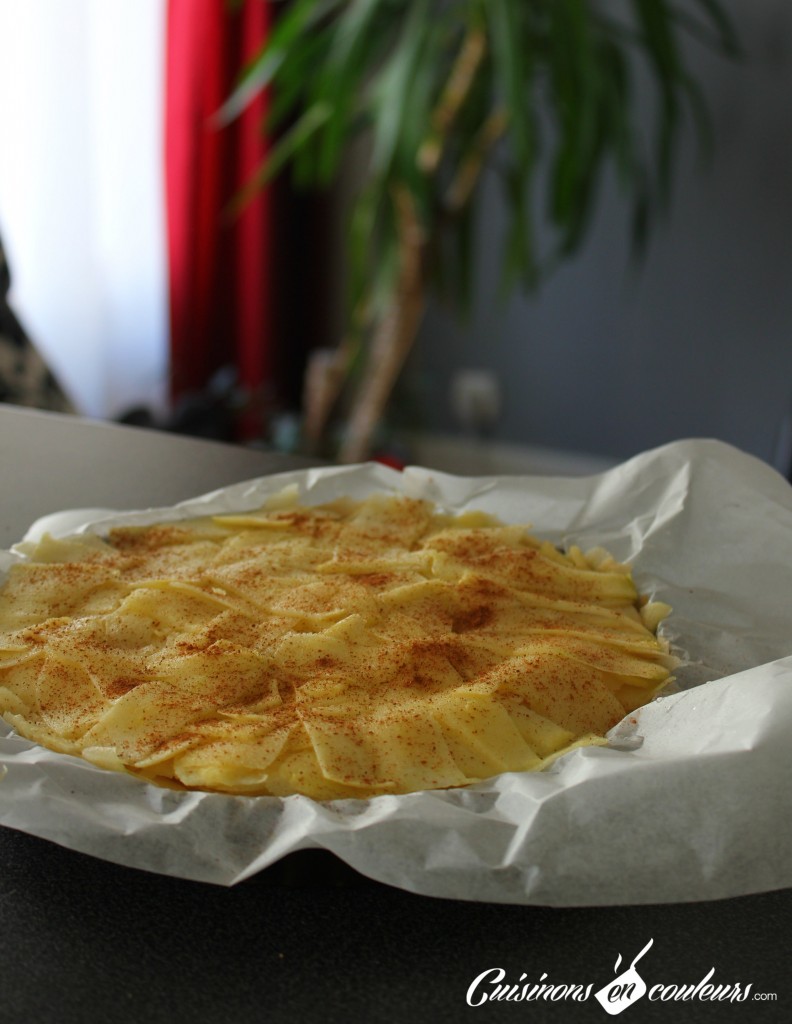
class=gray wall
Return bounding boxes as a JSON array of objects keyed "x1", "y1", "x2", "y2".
[{"x1": 409, "y1": 1, "x2": 792, "y2": 468}]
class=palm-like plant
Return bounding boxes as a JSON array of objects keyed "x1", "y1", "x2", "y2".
[{"x1": 222, "y1": 0, "x2": 739, "y2": 461}]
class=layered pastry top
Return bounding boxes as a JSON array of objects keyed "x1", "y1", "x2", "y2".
[{"x1": 0, "y1": 494, "x2": 673, "y2": 799}]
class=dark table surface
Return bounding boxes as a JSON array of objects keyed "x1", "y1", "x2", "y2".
[{"x1": 0, "y1": 406, "x2": 788, "y2": 1024}]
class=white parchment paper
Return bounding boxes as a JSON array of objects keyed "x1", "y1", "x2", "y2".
[{"x1": 1, "y1": 438, "x2": 791, "y2": 905}]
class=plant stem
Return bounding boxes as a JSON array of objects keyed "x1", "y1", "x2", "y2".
[
  {"x1": 302, "y1": 346, "x2": 349, "y2": 453},
  {"x1": 445, "y1": 107, "x2": 508, "y2": 212},
  {"x1": 418, "y1": 21, "x2": 487, "y2": 174},
  {"x1": 336, "y1": 19, "x2": 495, "y2": 463},
  {"x1": 338, "y1": 186, "x2": 427, "y2": 463}
]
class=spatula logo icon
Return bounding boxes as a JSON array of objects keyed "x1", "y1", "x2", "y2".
[{"x1": 594, "y1": 939, "x2": 654, "y2": 1015}]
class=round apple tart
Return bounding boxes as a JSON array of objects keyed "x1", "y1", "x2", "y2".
[{"x1": 0, "y1": 493, "x2": 673, "y2": 799}]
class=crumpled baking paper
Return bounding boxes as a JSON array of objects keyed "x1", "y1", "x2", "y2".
[{"x1": 1, "y1": 438, "x2": 791, "y2": 906}]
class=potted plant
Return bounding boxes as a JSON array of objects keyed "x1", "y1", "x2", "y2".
[{"x1": 222, "y1": 0, "x2": 739, "y2": 462}]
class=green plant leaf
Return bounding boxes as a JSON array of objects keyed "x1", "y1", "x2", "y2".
[
  {"x1": 450, "y1": 193, "x2": 477, "y2": 316},
  {"x1": 216, "y1": 0, "x2": 343, "y2": 125},
  {"x1": 547, "y1": 3, "x2": 607, "y2": 255},
  {"x1": 630, "y1": 0, "x2": 683, "y2": 201},
  {"x1": 692, "y1": 0, "x2": 743, "y2": 57},
  {"x1": 629, "y1": 171, "x2": 653, "y2": 258},
  {"x1": 500, "y1": 165, "x2": 538, "y2": 294},
  {"x1": 348, "y1": 175, "x2": 398, "y2": 316},
  {"x1": 486, "y1": 0, "x2": 533, "y2": 168},
  {"x1": 265, "y1": 27, "x2": 334, "y2": 135},
  {"x1": 313, "y1": 0, "x2": 396, "y2": 183},
  {"x1": 228, "y1": 102, "x2": 332, "y2": 215},
  {"x1": 679, "y1": 70, "x2": 714, "y2": 161},
  {"x1": 599, "y1": 37, "x2": 637, "y2": 191},
  {"x1": 369, "y1": 0, "x2": 433, "y2": 177}
]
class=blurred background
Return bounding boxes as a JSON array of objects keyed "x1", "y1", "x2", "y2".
[{"x1": 0, "y1": 0, "x2": 790, "y2": 477}]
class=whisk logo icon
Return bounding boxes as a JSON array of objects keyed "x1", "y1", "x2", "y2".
[{"x1": 594, "y1": 939, "x2": 654, "y2": 1015}]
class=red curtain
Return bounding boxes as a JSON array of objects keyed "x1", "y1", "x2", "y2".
[{"x1": 165, "y1": 0, "x2": 271, "y2": 438}]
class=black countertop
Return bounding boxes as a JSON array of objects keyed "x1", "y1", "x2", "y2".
[
  {"x1": 0, "y1": 406, "x2": 788, "y2": 1023},
  {"x1": 2, "y1": 826, "x2": 790, "y2": 1024}
]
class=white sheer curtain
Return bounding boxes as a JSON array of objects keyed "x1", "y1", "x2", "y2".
[{"x1": 0, "y1": 0, "x2": 168, "y2": 419}]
